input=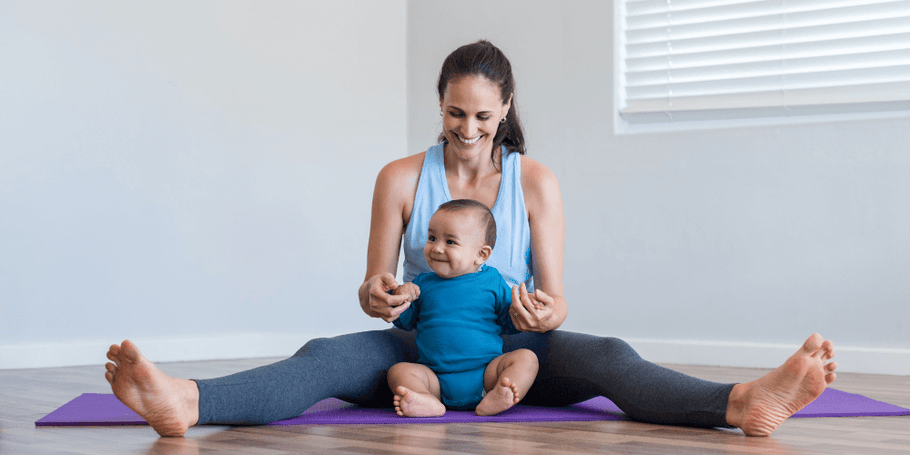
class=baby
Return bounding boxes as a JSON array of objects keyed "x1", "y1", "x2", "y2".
[{"x1": 388, "y1": 199, "x2": 539, "y2": 417}]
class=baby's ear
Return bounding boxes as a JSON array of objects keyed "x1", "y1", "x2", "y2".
[{"x1": 476, "y1": 245, "x2": 493, "y2": 264}]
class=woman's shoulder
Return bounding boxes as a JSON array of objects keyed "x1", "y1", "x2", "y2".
[
  {"x1": 374, "y1": 152, "x2": 427, "y2": 221},
  {"x1": 519, "y1": 155, "x2": 560, "y2": 195},
  {"x1": 376, "y1": 152, "x2": 426, "y2": 194},
  {"x1": 379, "y1": 152, "x2": 425, "y2": 181},
  {"x1": 519, "y1": 155, "x2": 563, "y2": 224}
]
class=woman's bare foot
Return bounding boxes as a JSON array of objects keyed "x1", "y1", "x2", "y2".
[
  {"x1": 392, "y1": 386, "x2": 445, "y2": 417},
  {"x1": 726, "y1": 333, "x2": 837, "y2": 436},
  {"x1": 105, "y1": 340, "x2": 200, "y2": 437},
  {"x1": 475, "y1": 376, "x2": 521, "y2": 416}
]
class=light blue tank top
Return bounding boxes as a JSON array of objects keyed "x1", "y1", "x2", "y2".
[{"x1": 403, "y1": 142, "x2": 534, "y2": 290}]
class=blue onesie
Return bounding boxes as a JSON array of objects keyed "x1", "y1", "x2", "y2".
[{"x1": 392, "y1": 264, "x2": 519, "y2": 410}]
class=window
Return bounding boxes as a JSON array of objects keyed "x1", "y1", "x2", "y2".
[{"x1": 616, "y1": 0, "x2": 910, "y2": 128}]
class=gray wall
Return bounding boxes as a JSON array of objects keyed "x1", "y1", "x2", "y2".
[
  {"x1": 408, "y1": 1, "x2": 909, "y2": 374},
  {"x1": 1, "y1": 1, "x2": 405, "y2": 368}
]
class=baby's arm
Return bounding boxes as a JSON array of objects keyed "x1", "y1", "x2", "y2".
[{"x1": 390, "y1": 282, "x2": 420, "y2": 331}]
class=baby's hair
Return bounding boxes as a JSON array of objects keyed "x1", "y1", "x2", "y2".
[{"x1": 436, "y1": 199, "x2": 497, "y2": 250}]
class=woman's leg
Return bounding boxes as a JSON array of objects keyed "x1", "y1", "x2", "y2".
[
  {"x1": 195, "y1": 328, "x2": 418, "y2": 424},
  {"x1": 106, "y1": 328, "x2": 418, "y2": 435},
  {"x1": 504, "y1": 331, "x2": 837, "y2": 435},
  {"x1": 503, "y1": 331, "x2": 734, "y2": 427}
]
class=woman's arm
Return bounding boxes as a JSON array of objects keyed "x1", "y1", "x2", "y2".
[
  {"x1": 511, "y1": 156, "x2": 567, "y2": 332},
  {"x1": 358, "y1": 154, "x2": 423, "y2": 322}
]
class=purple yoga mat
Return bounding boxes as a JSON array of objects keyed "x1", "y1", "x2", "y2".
[{"x1": 35, "y1": 388, "x2": 909, "y2": 427}]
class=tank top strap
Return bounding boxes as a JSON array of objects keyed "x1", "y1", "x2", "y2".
[
  {"x1": 402, "y1": 143, "x2": 449, "y2": 282},
  {"x1": 490, "y1": 147, "x2": 534, "y2": 290},
  {"x1": 402, "y1": 143, "x2": 534, "y2": 290}
]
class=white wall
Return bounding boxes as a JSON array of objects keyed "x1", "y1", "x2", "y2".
[
  {"x1": 407, "y1": 0, "x2": 910, "y2": 374},
  {"x1": 3, "y1": 0, "x2": 907, "y2": 375},
  {"x1": 0, "y1": 0, "x2": 406, "y2": 368}
]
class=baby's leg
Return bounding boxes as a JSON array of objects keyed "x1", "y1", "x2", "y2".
[
  {"x1": 387, "y1": 362, "x2": 446, "y2": 417},
  {"x1": 476, "y1": 349, "x2": 539, "y2": 416}
]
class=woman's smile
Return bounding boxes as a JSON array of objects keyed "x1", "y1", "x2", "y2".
[{"x1": 455, "y1": 133, "x2": 483, "y2": 145}]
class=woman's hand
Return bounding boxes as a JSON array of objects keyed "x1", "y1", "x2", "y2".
[
  {"x1": 510, "y1": 283, "x2": 558, "y2": 332},
  {"x1": 361, "y1": 273, "x2": 412, "y2": 323}
]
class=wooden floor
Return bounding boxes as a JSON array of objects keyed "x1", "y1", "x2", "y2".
[{"x1": 2, "y1": 357, "x2": 908, "y2": 455}]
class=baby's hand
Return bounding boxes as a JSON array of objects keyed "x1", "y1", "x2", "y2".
[
  {"x1": 510, "y1": 283, "x2": 556, "y2": 333},
  {"x1": 393, "y1": 282, "x2": 420, "y2": 304}
]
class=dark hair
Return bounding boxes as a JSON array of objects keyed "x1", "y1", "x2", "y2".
[
  {"x1": 436, "y1": 40, "x2": 526, "y2": 163},
  {"x1": 436, "y1": 199, "x2": 497, "y2": 250}
]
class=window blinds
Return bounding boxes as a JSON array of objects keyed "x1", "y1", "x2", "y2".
[{"x1": 619, "y1": 0, "x2": 910, "y2": 124}]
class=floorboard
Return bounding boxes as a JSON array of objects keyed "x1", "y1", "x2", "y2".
[{"x1": 2, "y1": 357, "x2": 908, "y2": 454}]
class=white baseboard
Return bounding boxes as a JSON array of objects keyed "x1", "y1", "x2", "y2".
[
  {"x1": 625, "y1": 338, "x2": 910, "y2": 376},
  {"x1": 0, "y1": 333, "x2": 326, "y2": 370},
  {"x1": 3, "y1": 335, "x2": 909, "y2": 375}
]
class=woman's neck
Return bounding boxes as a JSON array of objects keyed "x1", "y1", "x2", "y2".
[
  {"x1": 443, "y1": 142, "x2": 502, "y2": 181},
  {"x1": 442, "y1": 142, "x2": 503, "y2": 208}
]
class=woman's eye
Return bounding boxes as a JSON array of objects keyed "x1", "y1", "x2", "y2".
[
  {"x1": 478, "y1": 116, "x2": 491, "y2": 121},
  {"x1": 448, "y1": 112, "x2": 463, "y2": 118}
]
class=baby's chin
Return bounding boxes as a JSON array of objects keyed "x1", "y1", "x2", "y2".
[
  {"x1": 428, "y1": 262, "x2": 480, "y2": 279},
  {"x1": 430, "y1": 268, "x2": 460, "y2": 279}
]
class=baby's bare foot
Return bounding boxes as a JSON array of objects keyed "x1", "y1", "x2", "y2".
[
  {"x1": 475, "y1": 377, "x2": 521, "y2": 416},
  {"x1": 726, "y1": 333, "x2": 837, "y2": 436},
  {"x1": 393, "y1": 386, "x2": 445, "y2": 417},
  {"x1": 105, "y1": 340, "x2": 199, "y2": 436}
]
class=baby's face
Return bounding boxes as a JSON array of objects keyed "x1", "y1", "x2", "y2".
[{"x1": 423, "y1": 210, "x2": 488, "y2": 279}]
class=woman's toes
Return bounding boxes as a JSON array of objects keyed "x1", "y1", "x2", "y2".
[
  {"x1": 804, "y1": 334, "x2": 822, "y2": 351},
  {"x1": 104, "y1": 363, "x2": 117, "y2": 384},
  {"x1": 121, "y1": 340, "x2": 141, "y2": 363}
]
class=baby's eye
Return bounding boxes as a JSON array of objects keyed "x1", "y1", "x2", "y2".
[
  {"x1": 427, "y1": 235, "x2": 436, "y2": 242},
  {"x1": 446, "y1": 239, "x2": 456, "y2": 245}
]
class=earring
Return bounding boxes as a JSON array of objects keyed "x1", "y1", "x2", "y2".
[{"x1": 500, "y1": 116, "x2": 507, "y2": 124}]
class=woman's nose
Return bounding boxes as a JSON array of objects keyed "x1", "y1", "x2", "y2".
[
  {"x1": 461, "y1": 118, "x2": 479, "y2": 137},
  {"x1": 470, "y1": 119, "x2": 483, "y2": 136}
]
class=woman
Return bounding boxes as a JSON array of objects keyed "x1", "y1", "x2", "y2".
[{"x1": 105, "y1": 40, "x2": 837, "y2": 437}]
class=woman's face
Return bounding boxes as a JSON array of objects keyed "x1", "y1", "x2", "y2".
[{"x1": 440, "y1": 75, "x2": 511, "y2": 159}]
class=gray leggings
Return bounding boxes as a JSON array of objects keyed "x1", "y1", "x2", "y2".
[{"x1": 194, "y1": 329, "x2": 735, "y2": 428}]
